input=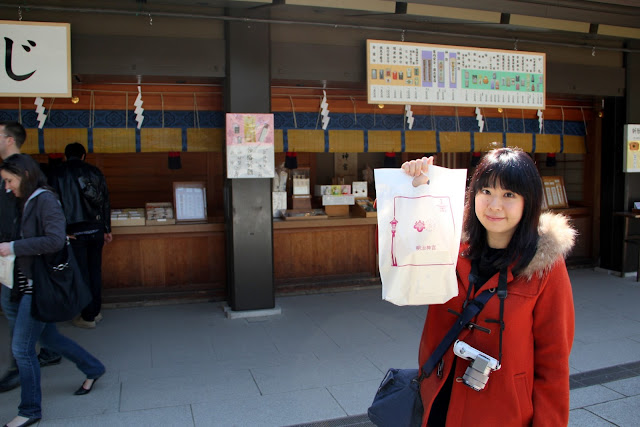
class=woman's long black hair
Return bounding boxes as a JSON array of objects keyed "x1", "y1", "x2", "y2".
[
  {"x1": 463, "y1": 147, "x2": 543, "y2": 274},
  {"x1": 0, "y1": 153, "x2": 50, "y2": 206}
]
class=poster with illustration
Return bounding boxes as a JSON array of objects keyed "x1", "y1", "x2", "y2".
[
  {"x1": 367, "y1": 39, "x2": 545, "y2": 110},
  {"x1": 624, "y1": 124, "x2": 640, "y2": 173},
  {"x1": 226, "y1": 113, "x2": 275, "y2": 178}
]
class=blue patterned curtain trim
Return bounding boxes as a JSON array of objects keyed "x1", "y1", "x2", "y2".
[{"x1": 0, "y1": 109, "x2": 586, "y2": 136}]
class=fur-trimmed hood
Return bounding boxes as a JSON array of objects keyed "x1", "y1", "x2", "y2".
[
  {"x1": 520, "y1": 212, "x2": 576, "y2": 280},
  {"x1": 461, "y1": 212, "x2": 576, "y2": 280}
]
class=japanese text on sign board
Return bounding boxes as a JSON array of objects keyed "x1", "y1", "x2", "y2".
[
  {"x1": 367, "y1": 39, "x2": 545, "y2": 110},
  {"x1": 0, "y1": 21, "x2": 71, "y2": 97}
]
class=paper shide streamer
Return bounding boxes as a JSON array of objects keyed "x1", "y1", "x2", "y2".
[
  {"x1": 475, "y1": 107, "x2": 484, "y2": 133},
  {"x1": 320, "y1": 90, "x2": 330, "y2": 130},
  {"x1": 134, "y1": 86, "x2": 144, "y2": 129},
  {"x1": 34, "y1": 97, "x2": 47, "y2": 129},
  {"x1": 405, "y1": 105, "x2": 414, "y2": 130}
]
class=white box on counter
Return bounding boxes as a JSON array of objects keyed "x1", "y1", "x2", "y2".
[
  {"x1": 352, "y1": 181, "x2": 368, "y2": 198},
  {"x1": 111, "y1": 208, "x2": 146, "y2": 226},
  {"x1": 272, "y1": 192, "x2": 287, "y2": 217},
  {"x1": 293, "y1": 178, "x2": 310, "y2": 195},
  {"x1": 322, "y1": 195, "x2": 355, "y2": 206},
  {"x1": 314, "y1": 185, "x2": 332, "y2": 196}
]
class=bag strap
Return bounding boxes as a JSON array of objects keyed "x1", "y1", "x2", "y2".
[
  {"x1": 485, "y1": 268, "x2": 508, "y2": 364},
  {"x1": 419, "y1": 287, "x2": 496, "y2": 379}
]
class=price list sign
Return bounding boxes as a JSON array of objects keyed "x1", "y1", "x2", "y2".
[
  {"x1": 367, "y1": 39, "x2": 545, "y2": 110},
  {"x1": 226, "y1": 113, "x2": 275, "y2": 179}
]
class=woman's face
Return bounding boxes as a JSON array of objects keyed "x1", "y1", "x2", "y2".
[
  {"x1": 475, "y1": 183, "x2": 525, "y2": 249},
  {"x1": 1, "y1": 170, "x2": 22, "y2": 197}
]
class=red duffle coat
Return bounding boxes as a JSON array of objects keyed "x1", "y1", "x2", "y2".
[{"x1": 418, "y1": 212, "x2": 576, "y2": 426}]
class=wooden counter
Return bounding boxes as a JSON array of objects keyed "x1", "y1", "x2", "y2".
[
  {"x1": 103, "y1": 217, "x2": 380, "y2": 302},
  {"x1": 273, "y1": 216, "x2": 379, "y2": 292},
  {"x1": 111, "y1": 222, "x2": 225, "y2": 235},
  {"x1": 101, "y1": 206, "x2": 596, "y2": 303},
  {"x1": 103, "y1": 222, "x2": 227, "y2": 303},
  {"x1": 273, "y1": 216, "x2": 377, "y2": 229}
]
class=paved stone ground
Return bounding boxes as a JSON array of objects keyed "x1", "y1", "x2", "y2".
[{"x1": 0, "y1": 268, "x2": 638, "y2": 426}]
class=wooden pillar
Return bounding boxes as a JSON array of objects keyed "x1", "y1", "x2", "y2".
[
  {"x1": 224, "y1": 13, "x2": 274, "y2": 310},
  {"x1": 622, "y1": 40, "x2": 640, "y2": 275},
  {"x1": 602, "y1": 40, "x2": 640, "y2": 275}
]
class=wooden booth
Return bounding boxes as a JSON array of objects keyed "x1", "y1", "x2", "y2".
[{"x1": 4, "y1": 82, "x2": 600, "y2": 303}]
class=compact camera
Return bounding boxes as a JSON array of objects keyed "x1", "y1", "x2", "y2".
[{"x1": 453, "y1": 340, "x2": 500, "y2": 391}]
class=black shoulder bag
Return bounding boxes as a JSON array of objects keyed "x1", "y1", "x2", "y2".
[
  {"x1": 30, "y1": 195, "x2": 92, "y2": 322},
  {"x1": 367, "y1": 266, "x2": 507, "y2": 427}
]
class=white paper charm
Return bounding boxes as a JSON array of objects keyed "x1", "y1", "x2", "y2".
[{"x1": 375, "y1": 166, "x2": 467, "y2": 306}]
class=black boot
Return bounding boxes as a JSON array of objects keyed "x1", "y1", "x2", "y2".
[
  {"x1": 0, "y1": 368, "x2": 20, "y2": 393},
  {"x1": 38, "y1": 348, "x2": 62, "y2": 367}
]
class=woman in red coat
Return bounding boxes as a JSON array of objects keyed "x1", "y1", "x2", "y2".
[{"x1": 402, "y1": 148, "x2": 575, "y2": 426}]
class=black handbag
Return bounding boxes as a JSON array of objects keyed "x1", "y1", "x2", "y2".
[
  {"x1": 31, "y1": 239, "x2": 92, "y2": 322},
  {"x1": 368, "y1": 367, "x2": 424, "y2": 427},
  {"x1": 368, "y1": 287, "x2": 498, "y2": 427}
]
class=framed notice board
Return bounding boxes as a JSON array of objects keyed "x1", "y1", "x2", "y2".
[
  {"x1": 541, "y1": 176, "x2": 568, "y2": 209},
  {"x1": 366, "y1": 39, "x2": 545, "y2": 109},
  {"x1": 173, "y1": 182, "x2": 207, "y2": 223}
]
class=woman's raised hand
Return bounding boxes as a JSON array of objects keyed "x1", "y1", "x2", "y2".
[{"x1": 401, "y1": 156, "x2": 433, "y2": 186}]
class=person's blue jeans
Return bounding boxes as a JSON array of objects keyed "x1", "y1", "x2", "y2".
[
  {"x1": 1, "y1": 287, "x2": 105, "y2": 418},
  {"x1": 1, "y1": 285, "x2": 18, "y2": 371}
]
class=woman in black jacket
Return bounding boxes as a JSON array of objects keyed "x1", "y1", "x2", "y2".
[{"x1": 0, "y1": 154, "x2": 105, "y2": 427}]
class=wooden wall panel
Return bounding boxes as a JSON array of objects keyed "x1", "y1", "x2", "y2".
[
  {"x1": 273, "y1": 225, "x2": 376, "y2": 281},
  {"x1": 102, "y1": 238, "x2": 144, "y2": 288},
  {"x1": 102, "y1": 232, "x2": 226, "y2": 290}
]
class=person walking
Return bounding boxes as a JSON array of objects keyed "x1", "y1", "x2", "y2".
[
  {"x1": 0, "y1": 121, "x2": 60, "y2": 395},
  {"x1": 0, "y1": 154, "x2": 105, "y2": 427},
  {"x1": 401, "y1": 148, "x2": 575, "y2": 426},
  {"x1": 49, "y1": 142, "x2": 112, "y2": 329}
]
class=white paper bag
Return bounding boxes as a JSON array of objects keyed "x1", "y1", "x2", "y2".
[
  {"x1": 375, "y1": 166, "x2": 467, "y2": 306},
  {"x1": 0, "y1": 254, "x2": 15, "y2": 289}
]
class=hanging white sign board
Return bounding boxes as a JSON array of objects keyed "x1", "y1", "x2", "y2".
[
  {"x1": 0, "y1": 20, "x2": 71, "y2": 97},
  {"x1": 367, "y1": 39, "x2": 545, "y2": 110}
]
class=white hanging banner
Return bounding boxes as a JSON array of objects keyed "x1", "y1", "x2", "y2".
[
  {"x1": 375, "y1": 166, "x2": 467, "y2": 306},
  {"x1": 0, "y1": 20, "x2": 71, "y2": 97}
]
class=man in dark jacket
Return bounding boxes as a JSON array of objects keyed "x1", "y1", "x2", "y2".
[
  {"x1": 49, "y1": 142, "x2": 112, "y2": 329},
  {"x1": 0, "y1": 121, "x2": 62, "y2": 393}
]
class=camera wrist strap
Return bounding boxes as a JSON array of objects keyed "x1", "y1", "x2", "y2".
[{"x1": 419, "y1": 288, "x2": 497, "y2": 380}]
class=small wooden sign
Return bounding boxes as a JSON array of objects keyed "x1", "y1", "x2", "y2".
[{"x1": 541, "y1": 176, "x2": 568, "y2": 209}]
